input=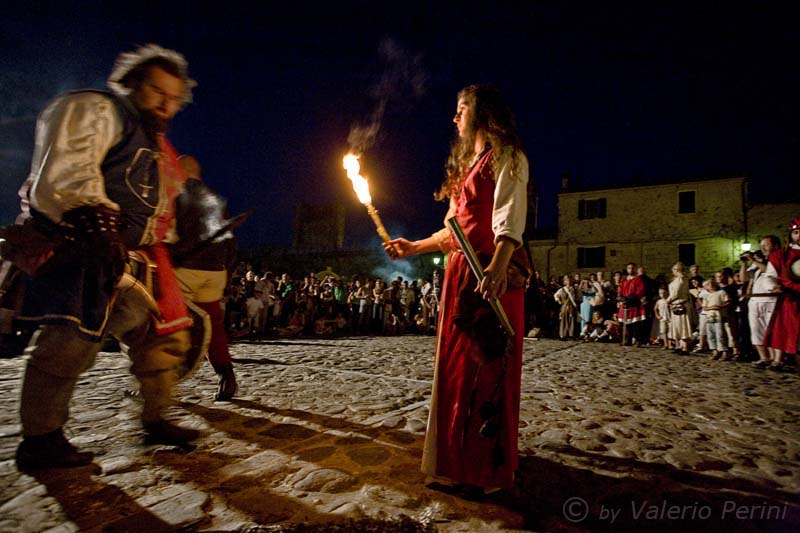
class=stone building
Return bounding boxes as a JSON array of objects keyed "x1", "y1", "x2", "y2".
[
  {"x1": 528, "y1": 177, "x2": 800, "y2": 278},
  {"x1": 292, "y1": 202, "x2": 345, "y2": 251}
]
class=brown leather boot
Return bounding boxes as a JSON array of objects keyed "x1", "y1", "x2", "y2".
[
  {"x1": 16, "y1": 428, "x2": 95, "y2": 470},
  {"x1": 143, "y1": 419, "x2": 200, "y2": 446}
]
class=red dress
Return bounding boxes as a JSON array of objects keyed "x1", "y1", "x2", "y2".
[
  {"x1": 421, "y1": 150, "x2": 525, "y2": 489},
  {"x1": 616, "y1": 276, "x2": 646, "y2": 323},
  {"x1": 764, "y1": 247, "x2": 800, "y2": 354}
]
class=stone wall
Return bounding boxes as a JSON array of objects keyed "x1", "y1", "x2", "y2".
[
  {"x1": 557, "y1": 177, "x2": 746, "y2": 243},
  {"x1": 748, "y1": 203, "x2": 800, "y2": 245},
  {"x1": 527, "y1": 178, "x2": 798, "y2": 278}
]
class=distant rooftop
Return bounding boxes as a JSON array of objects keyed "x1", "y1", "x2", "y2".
[{"x1": 558, "y1": 175, "x2": 747, "y2": 196}]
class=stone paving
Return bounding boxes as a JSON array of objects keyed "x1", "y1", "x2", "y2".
[{"x1": 0, "y1": 336, "x2": 798, "y2": 532}]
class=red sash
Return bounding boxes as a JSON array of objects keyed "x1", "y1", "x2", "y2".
[{"x1": 148, "y1": 135, "x2": 191, "y2": 335}]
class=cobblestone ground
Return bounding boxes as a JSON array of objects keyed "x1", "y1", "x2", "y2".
[{"x1": 0, "y1": 337, "x2": 798, "y2": 532}]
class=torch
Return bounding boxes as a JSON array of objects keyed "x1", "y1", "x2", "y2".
[{"x1": 343, "y1": 153, "x2": 397, "y2": 257}]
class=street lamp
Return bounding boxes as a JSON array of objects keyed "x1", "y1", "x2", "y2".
[{"x1": 433, "y1": 256, "x2": 441, "y2": 266}]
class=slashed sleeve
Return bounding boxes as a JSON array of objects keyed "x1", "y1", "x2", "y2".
[{"x1": 26, "y1": 92, "x2": 123, "y2": 223}]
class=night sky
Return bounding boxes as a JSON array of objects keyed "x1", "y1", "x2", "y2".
[{"x1": 2, "y1": 2, "x2": 798, "y2": 250}]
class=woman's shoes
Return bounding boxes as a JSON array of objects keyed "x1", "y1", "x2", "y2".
[
  {"x1": 751, "y1": 359, "x2": 770, "y2": 369},
  {"x1": 768, "y1": 361, "x2": 785, "y2": 372}
]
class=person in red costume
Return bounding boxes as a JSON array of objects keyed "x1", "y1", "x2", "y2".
[
  {"x1": 762, "y1": 214, "x2": 800, "y2": 371},
  {"x1": 616, "y1": 262, "x2": 647, "y2": 346},
  {"x1": 384, "y1": 85, "x2": 530, "y2": 496}
]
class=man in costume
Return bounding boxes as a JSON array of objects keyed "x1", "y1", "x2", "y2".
[
  {"x1": 741, "y1": 235, "x2": 781, "y2": 368},
  {"x1": 173, "y1": 155, "x2": 239, "y2": 400},
  {"x1": 385, "y1": 85, "x2": 530, "y2": 494},
  {"x1": 762, "y1": 215, "x2": 800, "y2": 370},
  {"x1": 10, "y1": 44, "x2": 199, "y2": 470},
  {"x1": 616, "y1": 262, "x2": 647, "y2": 345}
]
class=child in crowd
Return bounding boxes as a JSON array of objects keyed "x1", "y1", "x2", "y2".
[
  {"x1": 692, "y1": 278, "x2": 710, "y2": 353},
  {"x1": 716, "y1": 269, "x2": 741, "y2": 360},
  {"x1": 654, "y1": 287, "x2": 671, "y2": 349},
  {"x1": 603, "y1": 318, "x2": 622, "y2": 343},
  {"x1": 245, "y1": 292, "x2": 264, "y2": 334},
  {"x1": 703, "y1": 279, "x2": 730, "y2": 361}
]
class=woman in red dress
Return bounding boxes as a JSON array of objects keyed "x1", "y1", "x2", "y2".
[{"x1": 385, "y1": 85, "x2": 530, "y2": 494}]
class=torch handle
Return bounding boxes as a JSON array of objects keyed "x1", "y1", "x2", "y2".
[
  {"x1": 367, "y1": 203, "x2": 398, "y2": 257},
  {"x1": 446, "y1": 217, "x2": 515, "y2": 337}
]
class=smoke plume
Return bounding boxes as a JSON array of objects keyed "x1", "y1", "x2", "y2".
[{"x1": 347, "y1": 37, "x2": 427, "y2": 155}]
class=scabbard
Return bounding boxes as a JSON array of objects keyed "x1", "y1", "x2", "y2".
[{"x1": 446, "y1": 217, "x2": 515, "y2": 337}]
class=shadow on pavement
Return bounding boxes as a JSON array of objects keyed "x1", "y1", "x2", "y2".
[
  {"x1": 29, "y1": 465, "x2": 179, "y2": 532},
  {"x1": 177, "y1": 400, "x2": 526, "y2": 529},
  {"x1": 515, "y1": 453, "x2": 800, "y2": 532},
  {"x1": 231, "y1": 340, "x2": 361, "y2": 348},
  {"x1": 231, "y1": 357, "x2": 291, "y2": 365}
]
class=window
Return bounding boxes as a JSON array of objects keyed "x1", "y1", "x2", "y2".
[
  {"x1": 577, "y1": 247, "x2": 606, "y2": 268},
  {"x1": 578, "y1": 198, "x2": 607, "y2": 219},
  {"x1": 678, "y1": 191, "x2": 695, "y2": 214},
  {"x1": 678, "y1": 243, "x2": 695, "y2": 266}
]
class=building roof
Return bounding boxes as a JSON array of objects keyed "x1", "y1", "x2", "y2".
[{"x1": 558, "y1": 176, "x2": 747, "y2": 196}]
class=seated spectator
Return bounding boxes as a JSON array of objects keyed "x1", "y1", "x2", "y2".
[
  {"x1": 335, "y1": 312, "x2": 349, "y2": 336},
  {"x1": 279, "y1": 309, "x2": 306, "y2": 337},
  {"x1": 603, "y1": 318, "x2": 622, "y2": 343},
  {"x1": 581, "y1": 310, "x2": 609, "y2": 341},
  {"x1": 314, "y1": 316, "x2": 336, "y2": 337}
]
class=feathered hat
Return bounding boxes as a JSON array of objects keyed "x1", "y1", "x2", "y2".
[{"x1": 107, "y1": 44, "x2": 196, "y2": 106}]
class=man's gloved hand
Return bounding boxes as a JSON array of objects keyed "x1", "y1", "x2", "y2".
[{"x1": 63, "y1": 206, "x2": 127, "y2": 293}]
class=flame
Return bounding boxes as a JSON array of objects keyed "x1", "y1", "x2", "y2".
[{"x1": 343, "y1": 153, "x2": 372, "y2": 204}]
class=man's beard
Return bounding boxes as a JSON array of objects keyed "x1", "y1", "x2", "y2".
[{"x1": 140, "y1": 108, "x2": 170, "y2": 138}]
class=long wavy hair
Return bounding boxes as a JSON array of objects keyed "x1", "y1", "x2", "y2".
[{"x1": 435, "y1": 84, "x2": 525, "y2": 201}]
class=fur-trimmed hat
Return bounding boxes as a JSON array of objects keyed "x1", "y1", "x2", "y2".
[
  {"x1": 790, "y1": 214, "x2": 800, "y2": 231},
  {"x1": 107, "y1": 44, "x2": 196, "y2": 106}
]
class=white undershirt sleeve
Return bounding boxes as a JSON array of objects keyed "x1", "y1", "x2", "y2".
[
  {"x1": 26, "y1": 92, "x2": 123, "y2": 223},
  {"x1": 492, "y1": 148, "x2": 529, "y2": 247}
]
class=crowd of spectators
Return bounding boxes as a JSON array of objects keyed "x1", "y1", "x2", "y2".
[
  {"x1": 525, "y1": 240, "x2": 796, "y2": 372},
  {"x1": 222, "y1": 265, "x2": 443, "y2": 339},
  {"x1": 221, "y1": 229, "x2": 797, "y2": 375}
]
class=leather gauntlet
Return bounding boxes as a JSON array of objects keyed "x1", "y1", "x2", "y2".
[{"x1": 63, "y1": 206, "x2": 127, "y2": 292}]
